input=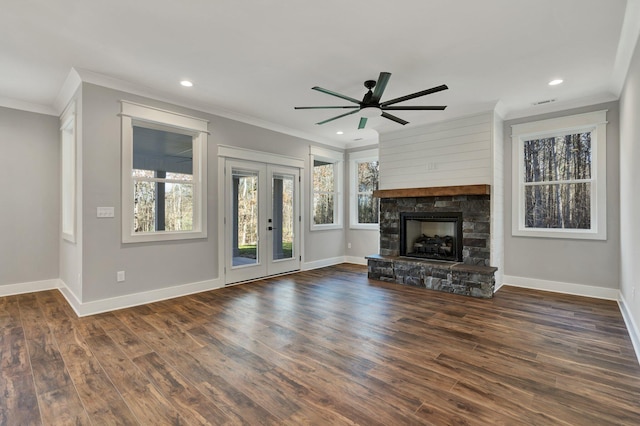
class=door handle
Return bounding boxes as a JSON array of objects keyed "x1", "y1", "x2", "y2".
[{"x1": 268, "y1": 226, "x2": 273, "y2": 231}]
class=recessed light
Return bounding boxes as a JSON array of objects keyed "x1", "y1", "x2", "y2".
[
  {"x1": 180, "y1": 80, "x2": 193, "y2": 87},
  {"x1": 336, "y1": 131, "x2": 344, "y2": 135},
  {"x1": 548, "y1": 79, "x2": 563, "y2": 86}
]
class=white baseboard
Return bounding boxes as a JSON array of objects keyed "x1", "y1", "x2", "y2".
[
  {"x1": 618, "y1": 293, "x2": 640, "y2": 366},
  {"x1": 59, "y1": 277, "x2": 223, "y2": 317},
  {"x1": 302, "y1": 256, "x2": 346, "y2": 271},
  {"x1": 502, "y1": 275, "x2": 619, "y2": 300},
  {"x1": 344, "y1": 256, "x2": 368, "y2": 266},
  {"x1": 0, "y1": 278, "x2": 62, "y2": 297}
]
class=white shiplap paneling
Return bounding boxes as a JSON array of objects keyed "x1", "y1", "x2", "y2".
[{"x1": 379, "y1": 112, "x2": 493, "y2": 190}]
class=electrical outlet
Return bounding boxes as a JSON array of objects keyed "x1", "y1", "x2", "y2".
[
  {"x1": 116, "y1": 271, "x2": 125, "y2": 282},
  {"x1": 347, "y1": 243, "x2": 352, "y2": 249}
]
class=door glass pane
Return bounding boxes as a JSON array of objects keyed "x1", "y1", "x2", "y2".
[
  {"x1": 233, "y1": 170, "x2": 259, "y2": 267},
  {"x1": 273, "y1": 173, "x2": 294, "y2": 260}
]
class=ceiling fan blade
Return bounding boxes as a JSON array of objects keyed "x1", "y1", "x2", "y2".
[
  {"x1": 294, "y1": 106, "x2": 359, "y2": 110},
  {"x1": 316, "y1": 109, "x2": 360, "y2": 125},
  {"x1": 382, "y1": 105, "x2": 447, "y2": 111},
  {"x1": 381, "y1": 112, "x2": 409, "y2": 126},
  {"x1": 380, "y1": 84, "x2": 449, "y2": 107},
  {"x1": 371, "y1": 72, "x2": 391, "y2": 102},
  {"x1": 358, "y1": 117, "x2": 368, "y2": 129},
  {"x1": 312, "y1": 86, "x2": 361, "y2": 104}
]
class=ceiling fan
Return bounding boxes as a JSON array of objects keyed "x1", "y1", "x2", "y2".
[{"x1": 295, "y1": 72, "x2": 448, "y2": 129}]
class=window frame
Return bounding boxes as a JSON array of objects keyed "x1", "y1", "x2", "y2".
[
  {"x1": 310, "y1": 146, "x2": 343, "y2": 231},
  {"x1": 121, "y1": 101, "x2": 208, "y2": 243},
  {"x1": 60, "y1": 101, "x2": 76, "y2": 243},
  {"x1": 511, "y1": 110, "x2": 607, "y2": 240},
  {"x1": 348, "y1": 148, "x2": 379, "y2": 230}
]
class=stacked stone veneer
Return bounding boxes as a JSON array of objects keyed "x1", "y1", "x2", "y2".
[{"x1": 367, "y1": 194, "x2": 497, "y2": 298}]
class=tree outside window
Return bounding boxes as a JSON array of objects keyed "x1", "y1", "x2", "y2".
[
  {"x1": 523, "y1": 133, "x2": 591, "y2": 229},
  {"x1": 313, "y1": 160, "x2": 336, "y2": 225},
  {"x1": 349, "y1": 149, "x2": 379, "y2": 230},
  {"x1": 310, "y1": 147, "x2": 343, "y2": 231},
  {"x1": 355, "y1": 160, "x2": 379, "y2": 224},
  {"x1": 511, "y1": 110, "x2": 607, "y2": 240}
]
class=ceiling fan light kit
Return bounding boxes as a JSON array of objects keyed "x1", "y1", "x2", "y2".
[
  {"x1": 295, "y1": 72, "x2": 448, "y2": 129},
  {"x1": 360, "y1": 106, "x2": 382, "y2": 118}
]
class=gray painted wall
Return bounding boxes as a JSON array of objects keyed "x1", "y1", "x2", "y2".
[
  {"x1": 79, "y1": 83, "x2": 346, "y2": 302},
  {"x1": 0, "y1": 107, "x2": 59, "y2": 285},
  {"x1": 619, "y1": 33, "x2": 640, "y2": 338},
  {"x1": 503, "y1": 101, "x2": 620, "y2": 289}
]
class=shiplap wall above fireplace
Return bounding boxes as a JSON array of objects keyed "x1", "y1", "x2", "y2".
[
  {"x1": 379, "y1": 112, "x2": 495, "y2": 189},
  {"x1": 378, "y1": 111, "x2": 504, "y2": 289}
]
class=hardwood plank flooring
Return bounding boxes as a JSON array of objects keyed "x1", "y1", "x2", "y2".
[{"x1": 1, "y1": 264, "x2": 639, "y2": 425}]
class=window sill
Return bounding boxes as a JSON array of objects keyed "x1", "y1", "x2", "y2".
[
  {"x1": 512, "y1": 227, "x2": 606, "y2": 241},
  {"x1": 310, "y1": 224, "x2": 343, "y2": 232},
  {"x1": 349, "y1": 224, "x2": 380, "y2": 231},
  {"x1": 123, "y1": 229, "x2": 207, "y2": 244}
]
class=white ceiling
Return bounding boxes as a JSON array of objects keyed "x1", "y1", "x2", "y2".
[{"x1": 1, "y1": 0, "x2": 638, "y2": 148}]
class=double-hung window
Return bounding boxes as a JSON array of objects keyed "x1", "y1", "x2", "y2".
[
  {"x1": 121, "y1": 101, "x2": 208, "y2": 243},
  {"x1": 349, "y1": 149, "x2": 379, "y2": 229},
  {"x1": 310, "y1": 146, "x2": 343, "y2": 230},
  {"x1": 511, "y1": 110, "x2": 607, "y2": 240}
]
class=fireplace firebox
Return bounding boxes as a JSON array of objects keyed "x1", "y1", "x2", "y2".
[{"x1": 399, "y1": 212, "x2": 463, "y2": 262}]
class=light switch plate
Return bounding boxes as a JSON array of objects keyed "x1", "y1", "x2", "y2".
[{"x1": 97, "y1": 207, "x2": 114, "y2": 218}]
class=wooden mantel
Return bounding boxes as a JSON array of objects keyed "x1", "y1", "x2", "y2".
[{"x1": 373, "y1": 184, "x2": 490, "y2": 198}]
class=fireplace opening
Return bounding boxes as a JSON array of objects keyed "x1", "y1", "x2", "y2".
[{"x1": 400, "y1": 212, "x2": 463, "y2": 262}]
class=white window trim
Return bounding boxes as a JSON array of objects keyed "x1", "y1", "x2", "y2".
[
  {"x1": 310, "y1": 145, "x2": 343, "y2": 231},
  {"x1": 121, "y1": 101, "x2": 208, "y2": 243},
  {"x1": 349, "y1": 148, "x2": 379, "y2": 230},
  {"x1": 60, "y1": 101, "x2": 76, "y2": 243},
  {"x1": 511, "y1": 110, "x2": 607, "y2": 240}
]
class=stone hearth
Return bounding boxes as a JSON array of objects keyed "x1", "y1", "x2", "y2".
[{"x1": 367, "y1": 185, "x2": 497, "y2": 298}]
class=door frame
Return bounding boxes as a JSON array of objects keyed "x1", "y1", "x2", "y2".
[{"x1": 217, "y1": 145, "x2": 305, "y2": 285}]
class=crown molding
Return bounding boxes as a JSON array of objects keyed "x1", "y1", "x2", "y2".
[{"x1": 612, "y1": 0, "x2": 640, "y2": 96}]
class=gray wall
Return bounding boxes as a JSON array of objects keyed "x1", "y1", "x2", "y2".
[
  {"x1": 0, "y1": 107, "x2": 60, "y2": 285},
  {"x1": 79, "y1": 83, "x2": 345, "y2": 302},
  {"x1": 619, "y1": 32, "x2": 640, "y2": 337},
  {"x1": 503, "y1": 101, "x2": 620, "y2": 289}
]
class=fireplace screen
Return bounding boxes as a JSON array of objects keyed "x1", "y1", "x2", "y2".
[{"x1": 400, "y1": 212, "x2": 463, "y2": 262}]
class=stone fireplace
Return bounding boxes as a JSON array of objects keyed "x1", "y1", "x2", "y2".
[{"x1": 366, "y1": 185, "x2": 497, "y2": 298}]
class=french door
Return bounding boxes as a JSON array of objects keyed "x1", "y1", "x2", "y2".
[{"x1": 224, "y1": 159, "x2": 300, "y2": 284}]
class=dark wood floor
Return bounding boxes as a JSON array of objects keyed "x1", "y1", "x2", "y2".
[{"x1": 1, "y1": 264, "x2": 640, "y2": 425}]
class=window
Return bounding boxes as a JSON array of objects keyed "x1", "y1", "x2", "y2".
[
  {"x1": 60, "y1": 101, "x2": 76, "y2": 242},
  {"x1": 511, "y1": 110, "x2": 607, "y2": 240},
  {"x1": 310, "y1": 146, "x2": 343, "y2": 230},
  {"x1": 349, "y1": 149, "x2": 379, "y2": 229},
  {"x1": 121, "y1": 101, "x2": 208, "y2": 243}
]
